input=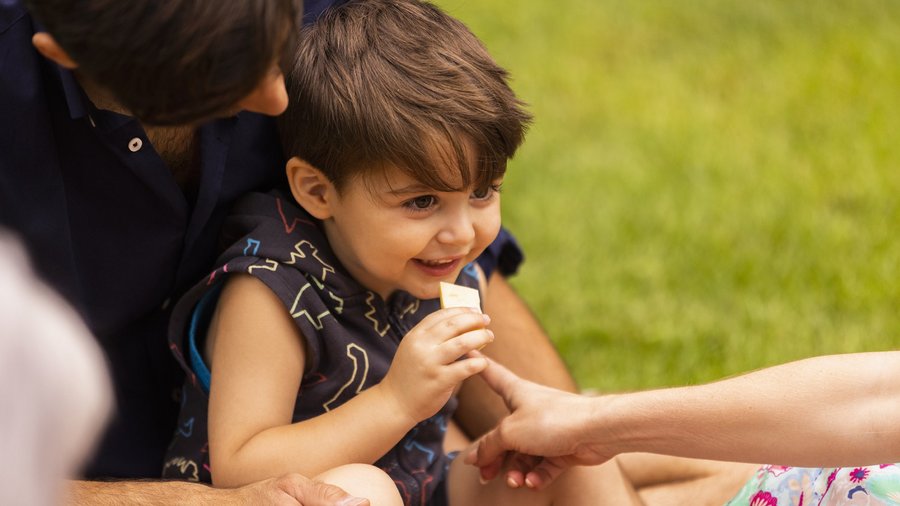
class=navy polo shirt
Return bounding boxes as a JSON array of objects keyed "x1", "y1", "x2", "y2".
[
  {"x1": 1, "y1": 0, "x2": 521, "y2": 480},
  {"x1": 1, "y1": 1, "x2": 287, "y2": 478}
]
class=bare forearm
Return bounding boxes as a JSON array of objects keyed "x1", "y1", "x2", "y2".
[
  {"x1": 69, "y1": 473, "x2": 367, "y2": 506},
  {"x1": 456, "y1": 274, "x2": 577, "y2": 438},
  {"x1": 66, "y1": 479, "x2": 223, "y2": 505},
  {"x1": 216, "y1": 385, "x2": 413, "y2": 486},
  {"x1": 604, "y1": 352, "x2": 900, "y2": 466}
]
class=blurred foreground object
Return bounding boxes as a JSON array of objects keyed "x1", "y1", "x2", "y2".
[{"x1": 0, "y1": 233, "x2": 112, "y2": 505}]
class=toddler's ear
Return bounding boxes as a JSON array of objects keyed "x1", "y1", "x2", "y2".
[{"x1": 285, "y1": 157, "x2": 335, "y2": 220}]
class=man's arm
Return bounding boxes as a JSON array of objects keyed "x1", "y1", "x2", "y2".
[
  {"x1": 453, "y1": 272, "x2": 577, "y2": 440},
  {"x1": 66, "y1": 476, "x2": 369, "y2": 506}
]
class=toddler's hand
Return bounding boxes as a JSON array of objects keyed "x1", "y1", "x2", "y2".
[{"x1": 380, "y1": 307, "x2": 493, "y2": 424}]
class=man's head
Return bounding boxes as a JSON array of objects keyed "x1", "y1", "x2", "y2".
[
  {"x1": 278, "y1": 0, "x2": 532, "y2": 195},
  {"x1": 27, "y1": 0, "x2": 301, "y2": 125}
]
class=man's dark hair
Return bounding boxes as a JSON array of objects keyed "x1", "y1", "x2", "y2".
[
  {"x1": 27, "y1": 0, "x2": 302, "y2": 125},
  {"x1": 279, "y1": 0, "x2": 531, "y2": 193}
]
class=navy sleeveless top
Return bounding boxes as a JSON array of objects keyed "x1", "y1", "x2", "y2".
[{"x1": 163, "y1": 190, "x2": 482, "y2": 506}]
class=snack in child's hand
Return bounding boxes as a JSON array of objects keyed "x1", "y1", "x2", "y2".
[
  {"x1": 439, "y1": 281, "x2": 481, "y2": 311},
  {"x1": 439, "y1": 282, "x2": 486, "y2": 350}
]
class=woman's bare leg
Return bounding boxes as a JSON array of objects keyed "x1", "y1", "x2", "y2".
[
  {"x1": 448, "y1": 454, "x2": 643, "y2": 506},
  {"x1": 617, "y1": 453, "x2": 758, "y2": 506},
  {"x1": 444, "y1": 419, "x2": 471, "y2": 454}
]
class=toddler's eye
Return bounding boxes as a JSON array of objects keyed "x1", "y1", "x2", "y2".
[
  {"x1": 472, "y1": 183, "x2": 502, "y2": 200},
  {"x1": 405, "y1": 195, "x2": 437, "y2": 210},
  {"x1": 472, "y1": 187, "x2": 490, "y2": 199}
]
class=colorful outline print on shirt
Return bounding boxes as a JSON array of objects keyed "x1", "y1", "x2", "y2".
[
  {"x1": 364, "y1": 292, "x2": 391, "y2": 337},
  {"x1": 322, "y1": 343, "x2": 370, "y2": 412},
  {"x1": 289, "y1": 282, "x2": 333, "y2": 331},
  {"x1": 309, "y1": 275, "x2": 345, "y2": 315},
  {"x1": 392, "y1": 463, "x2": 436, "y2": 506},
  {"x1": 243, "y1": 238, "x2": 261, "y2": 256},
  {"x1": 276, "y1": 197, "x2": 315, "y2": 234},
  {"x1": 397, "y1": 300, "x2": 421, "y2": 320},
  {"x1": 284, "y1": 239, "x2": 337, "y2": 283},
  {"x1": 402, "y1": 414, "x2": 447, "y2": 465},
  {"x1": 248, "y1": 258, "x2": 279, "y2": 274},
  {"x1": 162, "y1": 456, "x2": 200, "y2": 482}
]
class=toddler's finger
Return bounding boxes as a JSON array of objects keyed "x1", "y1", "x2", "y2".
[
  {"x1": 421, "y1": 310, "x2": 490, "y2": 343},
  {"x1": 438, "y1": 328, "x2": 494, "y2": 363},
  {"x1": 443, "y1": 354, "x2": 489, "y2": 384},
  {"x1": 505, "y1": 469, "x2": 525, "y2": 489},
  {"x1": 503, "y1": 453, "x2": 541, "y2": 488},
  {"x1": 524, "y1": 459, "x2": 568, "y2": 491},
  {"x1": 479, "y1": 461, "x2": 503, "y2": 484},
  {"x1": 419, "y1": 306, "x2": 477, "y2": 327}
]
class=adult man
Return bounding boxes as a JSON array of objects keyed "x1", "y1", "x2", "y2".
[{"x1": 0, "y1": 0, "x2": 576, "y2": 502}]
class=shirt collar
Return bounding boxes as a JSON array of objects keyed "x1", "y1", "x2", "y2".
[
  {"x1": 31, "y1": 18, "x2": 89, "y2": 120},
  {"x1": 57, "y1": 66, "x2": 90, "y2": 120}
]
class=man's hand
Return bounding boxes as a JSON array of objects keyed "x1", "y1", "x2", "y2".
[
  {"x1": 464, "y1": 357, "x2": 613, "y2": 490},
  {"x1": 230, "y1": 474, "x2": 370, "y2": 505}
]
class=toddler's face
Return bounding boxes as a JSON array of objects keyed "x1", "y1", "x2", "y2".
[{"x1": 322, "y1": 163, "x2": 502, "y2": 301}]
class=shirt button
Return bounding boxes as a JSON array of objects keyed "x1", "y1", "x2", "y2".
[
  {"x1": 161, "y1": 297, "x2": 171, "y2": 310},
  {"x1": 128, "y1": 137, "x2": 143, "y2": 152}
]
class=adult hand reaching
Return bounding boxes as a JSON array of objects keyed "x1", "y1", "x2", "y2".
[
  {"x1": 234, "y1": 474, "x2": 370, "y2": 505},
  {"x1": 467, "y1": 350, "x2": 900, "y2": 493},
  {"x1": 464, "y1": 356, "x2": 614, "y2": 490}
]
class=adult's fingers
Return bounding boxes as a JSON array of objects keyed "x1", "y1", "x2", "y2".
[
  {"x1": 466, "y1": 421, "x2": 511, "y2": 470},
  {"x1": 271, "y1": 474, "x2": 369, "y2": 506},
  {"x1": 462, "y1": 438, "x2": 505, "y2": 482},
  {"x1": 476, "y1": 357, "x2": 521, "y2": 403}
]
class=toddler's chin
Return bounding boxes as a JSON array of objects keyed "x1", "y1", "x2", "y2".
[{"x1": 406, "y1": 283, "x2": 442, "y2": 302}]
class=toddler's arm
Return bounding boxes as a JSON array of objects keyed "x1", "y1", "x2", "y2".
[{"x1": 206, "y1": 275, "x2": 492, "y2": 487}]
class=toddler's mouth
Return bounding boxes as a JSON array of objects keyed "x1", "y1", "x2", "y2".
[
  {"x1": 413, "y1": 257, "x2": 462, "y2": 276},
  {"x1": 417, "y1": 258, "x2": 456, "y2": 267}
]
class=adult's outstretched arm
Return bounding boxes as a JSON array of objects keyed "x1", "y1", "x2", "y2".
[{"x1": 468, "y1": 351, "x2": 900, "y2": 489}]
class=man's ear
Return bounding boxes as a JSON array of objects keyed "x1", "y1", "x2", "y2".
[
  {"x1": 286, "y1": 157, "x2": 336, "y2": 220},
  {"x1": 32, "y1": 33, "x2": 78, "y2": 69}
]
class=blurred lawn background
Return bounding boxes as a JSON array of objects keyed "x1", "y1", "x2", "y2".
[{"x1": 435, "y1": 0, "x2": 900, "y2": 391}]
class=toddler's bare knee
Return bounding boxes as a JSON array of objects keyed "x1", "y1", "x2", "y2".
[{"x1": 316, "y1": 464, "x2": 402, "y2": 506}]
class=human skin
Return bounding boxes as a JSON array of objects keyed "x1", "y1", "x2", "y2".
[
  {"x1": 468, "y1": 352, "x2": 900, "y2": 490},
  {"x1": 207, "y1": 159, "x2": 500, "y2": 485},
  {"x1": 29, "y1": 17, "x2": 587, "y2": 506},
  {"x1": 66, "y1": 472, "x2": 374, "y2": 506}
]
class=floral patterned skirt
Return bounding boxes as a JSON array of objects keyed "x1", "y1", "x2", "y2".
[{"x1": 725, "y1": 464, "x2": 900, "y2": 505}]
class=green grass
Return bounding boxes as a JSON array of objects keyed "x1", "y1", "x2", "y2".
[{"x1": 435, "y1": 0, "x2": 900, "y2": 391}]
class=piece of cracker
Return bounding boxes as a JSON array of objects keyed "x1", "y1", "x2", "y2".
[{"x1": 439, "y1": 281, "x2": 481, "y2": 311}]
